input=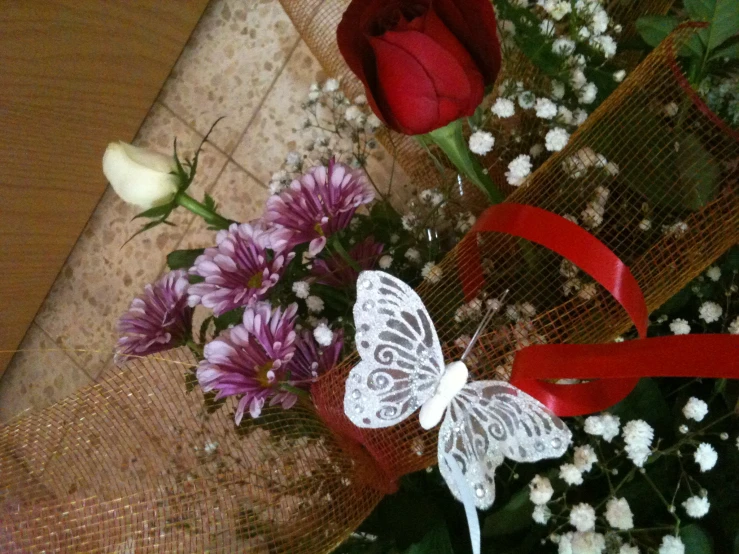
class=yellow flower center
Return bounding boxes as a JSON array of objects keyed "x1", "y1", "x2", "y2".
[
  {"x1": 255, "y1": 360, "x2": 275, "y2": 388},
  {"x1": 314, "y1": 222, "x2": 325, "y2": 236},
  {"x1": 247, "y1": 272, "x2": 263, "y2": 289}
]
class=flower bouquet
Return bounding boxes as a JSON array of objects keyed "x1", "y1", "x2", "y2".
[{"x1": 2, "y1": 0, "x2": 739, "y2": 553}]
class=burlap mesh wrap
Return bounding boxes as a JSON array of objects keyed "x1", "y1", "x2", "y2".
[{"x1": 2, "y1": 13, "x2": 738, "y2": 554}]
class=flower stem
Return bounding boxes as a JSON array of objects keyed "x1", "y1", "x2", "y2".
[
  {"x1": 186, "y1": 339, "x2": 204, "y2": 359},
  {"x1": 426, "y1": 119, "x2": 505, "y2": 205},
  {"x1": 280, "y1": 383, "x2": 311, "y2": 399},
  {"x1": 176, "y1": 192, "x2": 233, "y2": 230},
  {"x1": 329, "y1": 235, "x2": 361, "y2": 272}
]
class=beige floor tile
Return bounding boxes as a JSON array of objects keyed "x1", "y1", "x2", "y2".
[
  {"x1": 0, "y1": 324, "x2": 91, "y2": 423},
  {"x1": 159, "y1": 0, "x2": 300, "y2": 155},
  {"x1": 231, "y1": 40, "x2": 414, "y2": 206},
  {"x1": 33, "y1": 103, "x2": 228, "y2": 380},
  {"x1": 231, "y1": 40, "x2": 326, "y2": 183}
]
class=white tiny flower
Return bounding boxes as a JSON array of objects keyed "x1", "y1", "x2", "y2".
[
  {"x1": 581, "y1": 202, "x2": 604, "y2": 228},
  {"x1": 354, "y1": 94, "x2": 367, "y2": 105},
  {"x1": 571, "y1": 69, "x2": 587, "y2": 88},
  {"x1": 565, "y1": 532, "x2": 606, "y2": 554},
  {"x1": 706, "y1": 266, "x2": 721, "y2": 282},
  {"x1": 324, "y1": 78, "x2": 340, "y2": 92},
  {"x1": 467, "y1": 298, "x2": 483, "y2": 315},
  {"x1": 638, "y1": 219, "x2": 652, "y2": 231},
  {"x1": 623, "y1": 420, "x2": 654, "y2": 467},
  {"x1": 492, "y1": 97, "x2": 516, "y2": 118},
  {"x1": 573, "y1": 109, "x2": 588, "y2": 126},
  {"x1": 558, "y1": 106, "x2": 574, "y2": 125},
  {"x1": 574, "y1": 445, "x2": 598, "y2": 472},
  {"x1": 532, "y1": 505, "x2": 552, "y2": 524},
  {"x1": 614, "y1": 23, "x2": 623, "y2": 33},
  {"x1": 664, "y1": 102, "x2": 679, "y2": 117},
  {"x1": 569, "y1": 503, "x2": 596, "y2": 532},
  {"x1": 306, "y1": 295, "x2": 325, "y2": 313},
  {"x1": 682, "y1": 495, "x2": 710, "y2": 518},
  {"x1": 605, "y1": 497, "x2": 634, "y2": 530},
  {"x1": 366, "y1": 113, "x2": 383, "y2": 130},
  {"x1": 729, "y1": 316, "x2": 739, "y2": 334},
  {"x1": 421, "y1": 262, "x2": 443, "y2": 284},
  {"x1": 682, "y1": 397, "x2": 708, "y2": 422},
  {"x1": 292, "y1": 281, "x2": 310, "y2": 299},
  {"x1": 545, "y1": 128, "x2": 570, "y2": 151},
  {"x1": 518, "y1": 90, "x2": 536, "y2": 109},
  {"x1": 694, "y1": 443, "x2": 718, "y2": 472},
  {"x1": 405, "y1": 248, "x2": 421, "y2": 264},
  {"x1": 540, "y1": 19, "x2": 556, "y2": 36},
  {"x1": 530, "y1": 143, "x2": 545, "y2": 158},
  {"x1": 506, "y1": 154, "x2": 533, "y2": 186},
  {"x1": 560, "y1": 259, "x2": 579, "y2": 278},
  {"x1": 469, "y1": 131, "x2": 496, "y2": 155},
  {"x1": 591, "y1": 34, "x2": 617, "y2": 58},
  {"x1": 344, "y1": 105, "x2": 364, "y2": 123},
  {"x1": 658, "y1": 535, "x2": 685, "y2": 554},
  {"x1": 559, "y1": 463, "x2": 584, "y2": 485},
  {"x1": 285, "y1": 150, "x2": 302, "y2": 169},
  {"x1": 313, "y1": 323, "x2": 334, "y2": 346},
  {"x1": 552, "y1": 80, "x2": 566, "y2": 100},
  {"x1": 529, "y1": 475, "x2": 554, "y2": 505},
  {"x1": 586, "y1": 413, "x2": 620, "y2": 442},
  {"x1": 401, "y1": 213, "x2": 417, "y2": 230},
  {"x1": 553, "y1": 37, "x2": 576, "y2": 56},
  {"x1": 663, "y1": 221, "x2": 689, "y2": 237},
  {"x1": 578, "y1": 82, "x2": 598, "y2": 104},
  {"x1": 506, "y1": 304, "x2": 520, "y2": 322},
  {"x1": 590, "y1": 9, "x2": 609, "y2": 35},
  {"x1": 614, "y1": 69, "x2": 626, "y2": 82},
  {"x1": 620, "y1": 546, "x2": 640, "y2": 554},
  {"x1": 578, "y1": 26, "x2": 591, "y2": 40},
  {"x1": 535, "y1": 97, "x2": 558, "y2": 119},
  {"x1": 550, "y1": 1, "x2": 572, "y2": 20},
  {"x1": 204, "y1": 440, "x2": 218, "y2": 455},
  {"x1": 698, "y1": 301, "x2": 723, "y2": 323},
  {"x1": 307, "y1": 90, "x2": 320, "y2": 102},
  {"x1": 378, "y1": 255, "x2": 393, "y2": 269},
  {"x1": 669, "y1": 318, "x2": 691, "y2": 335}
]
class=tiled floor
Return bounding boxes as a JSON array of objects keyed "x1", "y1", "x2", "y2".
[{"x1": 0, "y1": 0, "x2": 408, "y2": 422}]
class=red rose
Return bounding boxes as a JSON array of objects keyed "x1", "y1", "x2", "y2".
[{"x1": 338, "y1": 0, "x2": 501, "y2": 135}]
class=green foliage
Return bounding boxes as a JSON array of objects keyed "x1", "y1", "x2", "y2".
[
  {"x1": 167, "y1": 248, "x2": 205, "y2": 271},
  {"x1": 213, "y1": 308, "x2": 245, "y2": 334},
  {"x1": 403, "y1": 526, "x2": 454, "y2": 554},
  {"x1": 680, "y1": 524, "x2": 714, "y2": 553}
]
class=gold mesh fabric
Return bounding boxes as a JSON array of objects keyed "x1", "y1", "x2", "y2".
[{"x1": 2, "y1": 17, "x2": 738, "y2": 554}]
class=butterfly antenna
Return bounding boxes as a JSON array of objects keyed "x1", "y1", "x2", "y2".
[{"x1": 460, "y1": 289, "x2": 510, "y2": 362}]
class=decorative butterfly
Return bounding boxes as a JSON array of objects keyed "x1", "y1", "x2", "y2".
[{"x1": 344, "y1": 271, "x2": 572, "y2": 511}]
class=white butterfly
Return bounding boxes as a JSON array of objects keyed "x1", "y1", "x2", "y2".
[{"x1": 344, "y1": 271, "x2": 572, "y2": 510}]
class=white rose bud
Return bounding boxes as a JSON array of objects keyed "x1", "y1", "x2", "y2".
[{"x1": 102, "y1": 141, "x2": 179, "y2": 209}]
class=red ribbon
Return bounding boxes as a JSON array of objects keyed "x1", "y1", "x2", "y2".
[{"x1": 461, "y1": 203, "x2": 739, "y2": 416}]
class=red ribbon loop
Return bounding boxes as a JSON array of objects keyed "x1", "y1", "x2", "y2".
[{"x1": 461, "y1": 203, "x2": 739, "y2": 416}]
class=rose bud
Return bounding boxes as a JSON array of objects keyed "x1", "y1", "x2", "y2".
[
  {"x1": 338, "y1": 0, "x2": 501, "y2": 135},
  {"x1": 102, "y1": 142, "x2": 179, "y2": 209}
]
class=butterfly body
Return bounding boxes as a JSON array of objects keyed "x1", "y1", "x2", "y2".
[{"x1": 344, "y1": 271, "x2": 571, "y2": 510}]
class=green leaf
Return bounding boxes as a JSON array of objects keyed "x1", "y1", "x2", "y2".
[
  {"x1": 680, "y1": 524, "x2": 714, "y2": 553},
  {"x1": 427, "y1": 119, "x2": 505, "y2": 204},
  {"x1": 710, "y1": 35, "x2": 739, "y2": 60},
  {"x1": 123, "y1": 219, "x2": 166, "y2": 246},
  {"x1": 684, "y1": 0, "x2": 739, "y2": 53},
  {"x1": 214, "y1": 308, "x2": 245, "y2": 333},
  {"x1": 184, "y1": 367, "x2": 198, "y2": 393},
  {"x1": 167, "y1": 248, "x2": 205, "y2": 270},
  {"x1": 482, "y1": 487, "x2": 532, "y2": 537},
  {"x1": 636, "y1": 15, "x2": 679, "y2": 47},
  {"x1": 610, "y1": 378, "x2": 671, "y2": 437},
  {"x1": 198, "y1": 315, "x2": 214, "y2": 344},
  {"x1": 203, "y1": 193, "x2": 217, "y2": 212},
  {"x1": 132, "y1": 203, "x2": 173, "y2": 221},
  {"x1": 403, "y1": 525, "x2": 454, "y2": 554},
  {"x1": 675, "y1": 132, "x2": 721, "y2": 210}
]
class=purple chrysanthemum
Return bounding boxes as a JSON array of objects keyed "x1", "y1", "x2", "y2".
[
  {"x1": 117, "y1": 269, "x2": 193, "y2": 358},
  {"x1": 188, "y1": 222, "x2": 295, "y2": 316},
  {"x1": 286, "y1": 328, "x2": 344, "y2": 389},
  {"x1": 311, "y1": 237, "x2": 384, "y2": 287},
  {"x1": 196, "y1": 302, "x2": 299, "y2": 424},
  {"x1": 264, "y1": 160, "x2": 375, "y2": 256}
]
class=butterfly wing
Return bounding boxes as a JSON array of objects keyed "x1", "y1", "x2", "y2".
[
  {"x1": 438, "y1": 381, "x2": 571, "y2": 510},
  {"x1": 344, "y1": 271, "x2": 445, "y2": 428}
]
